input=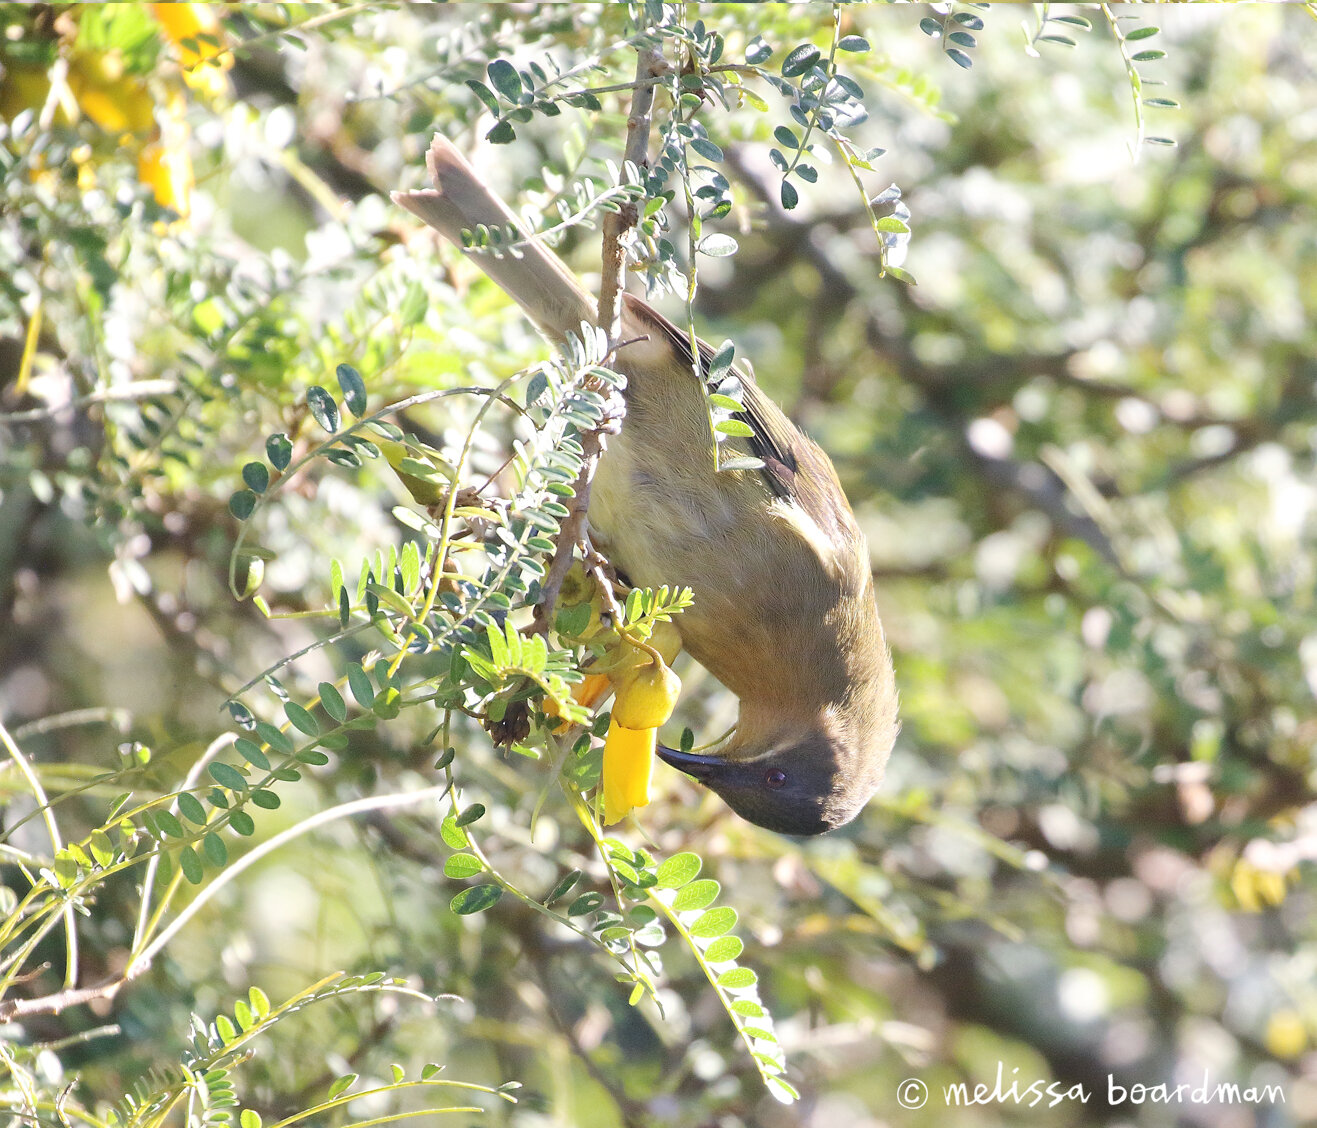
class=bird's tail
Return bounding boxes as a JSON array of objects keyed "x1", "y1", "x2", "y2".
[{"x1": 391, "y1": 135, "x2": 597, "y2": 343}]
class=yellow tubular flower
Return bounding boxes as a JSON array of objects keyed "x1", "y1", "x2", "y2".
[
  {"x1": 602, "y1": 718, "x2": 655, "y2": 825},
  {"x1": 66, "y1": 51, "x2": 154, "y2": 136},
  {"x1": 151, "y1": 3, "x2": 232, "y2": 98},
  {"x1": 137, "y1": 90, "x2": 193, "y2": 216}
]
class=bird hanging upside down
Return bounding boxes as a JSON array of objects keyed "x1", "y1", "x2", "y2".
[{"x1": 394, "y1": 135, "x2": 897, "y2": 835}]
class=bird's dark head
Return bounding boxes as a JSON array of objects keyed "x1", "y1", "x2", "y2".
[{"x1": 658, "y1": 718, "x2": 892, "y2": 836}]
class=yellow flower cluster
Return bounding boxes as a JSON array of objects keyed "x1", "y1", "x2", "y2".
[
  {"x1": 1, "y1": 4, "x2": 231, "y2": 218},
  {"x1": 550, "y1": 565, "x2": 682, "y2": 826}
]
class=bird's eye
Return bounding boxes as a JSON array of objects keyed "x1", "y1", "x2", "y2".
[{"x1": 765, "y1": 769, "x2": 787, "y2": 789}]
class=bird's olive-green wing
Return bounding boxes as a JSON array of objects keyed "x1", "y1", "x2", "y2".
[{"x1": 622, "y1": 294, "x2": 858, "y2": 547}]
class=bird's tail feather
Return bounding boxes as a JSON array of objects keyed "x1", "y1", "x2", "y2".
[{"x1": 391, "y1": 135, "x2": 597, "y2": 342}]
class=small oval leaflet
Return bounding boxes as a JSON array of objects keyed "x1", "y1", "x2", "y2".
[
  {"x1": 672, "y1": 878, "x2": 721, "y2": 912},
  {"x1": 229, "y1": 490, "x2": 256, "y2": 520},
  {"x1": 716, "y1": 966, "x2": 758, "y2": 989},
  {"x1": 306, "y1": 386, "x2": 340, "y2": 433},
  {"x1": 179, "y1": 846, "x2": 204, "y2": 885},
  {"x1": 655, "y1": 851, "x2": 701, "y2": 888},
  {"x1": 242, "y1": 462, "x2": 269, "y2": 494},
  {"x1": 780, "y1": 43, "x2": 821, "y2": 77},
  {"x1": 265, "y1": 432, "x2": 293, "y2": 470},
  {"x1": 209, "y1": 762, "x2": 249, "y2": 792},
  {"x1": 451, "y1": 884, "x2": 503, "y2": 915},
  {"x1": 443, "y1": 853, "x2": 484, "y2": 880},
  {"x1": 689, "y1": 906, "x2": 737, "y2": 939},
  {"x1": 698, "y1": 233, "x2": 738, "y2": 258},
  {"x1": 336, "y1": 363, "x2": 367, "y2": 417}
]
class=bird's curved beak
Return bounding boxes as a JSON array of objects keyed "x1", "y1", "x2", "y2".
[{"x1": 657, "y1": 744, "x2": 720, "y2": 780}]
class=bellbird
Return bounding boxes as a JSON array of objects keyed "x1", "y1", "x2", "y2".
[{"x1": 394, "y1": 136, "x2": 897, "y2": 835}]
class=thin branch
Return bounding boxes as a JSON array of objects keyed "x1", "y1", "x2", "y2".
[
  {"x1": 0, "y1": 721, "x2": 77, "y2": 993},
  {"x1": 0, "y1": 380, "x2": 179, "y2": 424},
  {"x1": 534, "y1": 46, "x2": 665, "y2": 635},
  {"x1": 0, "y1": 785, "x2": 452, "y2": 1023}
]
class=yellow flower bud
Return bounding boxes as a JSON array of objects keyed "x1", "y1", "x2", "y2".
[
  {"x1": 611, "y1": 658, "x2": 680, "y2": 731},
  {"x1": 648, "y1": 620, "x2": 682, "y2": 666}
]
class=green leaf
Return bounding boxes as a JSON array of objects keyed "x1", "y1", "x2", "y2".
[
  {"x1": 179, "y1": 845, "x2": 203, "y2": 884},
  {"x1": 545, "y1": 869, "x2": 582, "y2": 904},
  {"x1": 708, "y1": 340, "x2": 735, "y2": 379},
  {"x1": 209, "y1": 762, "x2": 249, "y2": 792},
  {"x1": 486, "y1": 119, "x2": 515, "y2": 145},
  {"x1": 568, "y1": 891, "x2": 604, "y2": 916},
  {"x1": 251, "y1": 789, "x2": 281, "y2": 810},
  {"x1": 229, "y1": 810, "x2": 256, "y2": 836},
  {"x1": 773, "y1": 125, "x2": 798, "y2": 150},
  {"x1": 347, "y1": 663, "x2": 375, "y2": 709},
  {"x1": 455, "y1": 803, "x2": 486, "y2": 827},
  {"x1": 466, "y1": 79, "x2": 499, "y2": 115},
  {"x1": 250, "y1": 986, "x2": 270, "y2": 1017},
  {"x1": 336, "y1": 363, "x2": 367, "y2": 417},
  {"x1": 240, "y1": 1109, "x2": 263, "y2": 1128},
  {"x1": 1132, "y1": 49, "x2": 1166, "y2": 62},
  {"x1": 327, "y1": 1074, "x2": 358, "y2": 1101},
  {"x1": 689, "y1": 906, "x2": 737, "y2": 938},
  {"x1": 698, "y1": 233, "x2": 738, "y2": 258},
  {"x1": 229, "y1": 490, "x2": 257, "y2": 520},
  {"x1": 204, "y1": 832, "x2": 228, "y2": 866},
  {"x1": 947, "y1": 31, "x2": 976, "y2": 48},
  {"x1": 780, "y1": 43, "x2": 820, "y2": 77},
  {"x1": 780, "y1": 179, "x2": 799, "y2": 210},
  {"x1": 256, "y1": 722, "x2": 294, "y2": 755},
  {"x1": 234, "y1": 738, "x2": 270, "y2": 770},
  {"x1": 745, "y1": 36, "x2": 772, "y2": 64},
  {"x1": 451, "y1": 884, "x2": 503, "y2": 915},
  {"x1": 716, "y1": 966, "x2": 757, "y2": 989},
  {"x1": 876, "y1": 216, "x2": 909, "y2": 233},
  {"x1": 707, "y1": 393, "x2": 745, "y2": 412},
  {"x1": 319, "y1": 682, "x2": 347, "y2": 723},
  {"x1": 718, "y1": 455, "x2": 767, "y2": 475},
  {"x1": 242, "y1": 462, "x2": 269, "y2": 493},
  {"x1": 672, "y1": 878, "x2": 720, "y2": 912},
  {"x1": 440, "y1": 815, "x2": 469, "y2": 850},
  {"x1": 837, "y1": 34, "x2": 869, "y2": 52},
  {"x1": 1126, "y1": 25, "x2": 1159, "y2": 40},
  {"x1": 655, "y1": 852, "x2": 701, "y2": 889},
  {"x1": 285, "y1": 702, "x2": 320, "y2": 736},
  {"x1": 487, "y1": 59, "x2": 522, "y2": 102},
  {"x1": 703, "y1": 935, "x2": 744, "y2": 963},
  {"x1": 946, "y1": 47, "x2": 973, "y2": 69},
  {"x1": 443, "y1": 853, "x2": 484, "y2": 879},
  {"x1": 689, "y1": 136, "x2": 723, "y2": 162},
  {"x1": 89, "y1": 829, "x2": 115, "y2": 867},
  {"x1": 715, "y1": 419, "x2": 755, "y2": 438},
  {"x1": 306, "y1": 386, "x2": 340, "y2": 433},
  {"x1": 177, "y1": 792, "x2": 208, "y2": 825}
]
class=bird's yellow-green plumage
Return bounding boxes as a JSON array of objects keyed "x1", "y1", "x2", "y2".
[{"x1": 394, "y1": 135, "x2": 897, "y2": 835}]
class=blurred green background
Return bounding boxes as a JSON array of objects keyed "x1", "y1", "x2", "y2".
[{"x1": 2, "y1": 4, "x2": 1316, "y2": 1126}]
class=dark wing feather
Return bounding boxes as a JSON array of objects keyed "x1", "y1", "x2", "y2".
[{"x1": 621, "y1": 293, "x2": 858, "y2": 548}]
